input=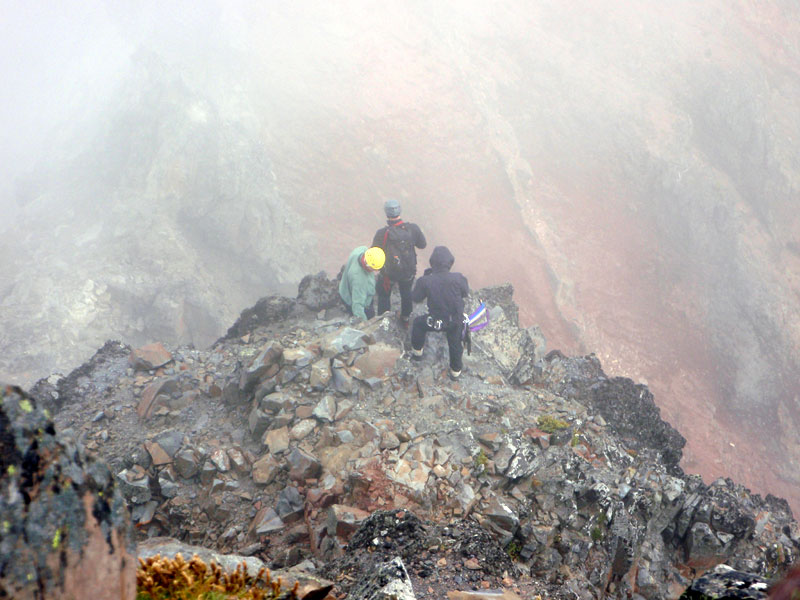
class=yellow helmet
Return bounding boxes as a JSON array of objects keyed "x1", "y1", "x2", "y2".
[{"x1": 363, "y1": 246, "x2": 386, "y2": 270}]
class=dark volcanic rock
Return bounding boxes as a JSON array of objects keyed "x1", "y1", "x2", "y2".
[
  {"x1": 347, "y1": 556, "x2": 415, "y2": 600},
  {"x1": 0, "y1": 384, "x2": 135, "y2": 599},
  {"x1": 29, "y1": 340, "x2": 131, "y2": 412},
  {"x1": 535, "y1": 351, "x2": 686, "y2": 468},
  {"x1": 324, "y1": 509, "x2": 516, "y2": 597},
  {"x1": 680, "y1": 565, "x2": 771, "y2": 599},
  {"x1": 588, "y1": 376, "x2": 686, "y2": 468},
  {"x1": 297, "y1": 271, "x2": 341, "y2": 311},
  {"x1": 218, "y1": 295, "x2": 295, "y2": 341}
]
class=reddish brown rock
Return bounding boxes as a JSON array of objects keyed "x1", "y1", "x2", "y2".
[
  {"x1": 129, "y1": 342, "x2": 173, "y2": 371},
  {"x1": 144, "y1": 440, "x2": 172, "y2": 466},
  {"x1": 137, "y1": 377, "x2": 179, "y2": 419},
  {"x1": 327, "y1": 504, "x2": 371, "y2": 539},
  {"x1": 252, "y1": 454, "x2": 281, "y2": 485},
  {"x1": 351, "y1": 343, "x2": 402, "y2": 379},
  {"x1": 264, "y1": 426, "x2": 290, "y2": 454}
]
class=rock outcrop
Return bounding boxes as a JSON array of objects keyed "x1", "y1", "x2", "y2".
[{"x1": 0, "y1": 385, "x2": 135, "y2": 599}]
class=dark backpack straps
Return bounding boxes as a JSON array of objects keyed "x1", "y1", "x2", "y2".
[{"x1": 381, "y1": 220, "x2": 404, "y2": 248}]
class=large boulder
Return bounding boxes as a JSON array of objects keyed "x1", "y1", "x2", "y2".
[
  {"x1": 297, "y1": 271, "x2": 341, "y2": 311},
  {"x1": 471, "y1": 285, "x2": 545, "y2": 374},
  {"x1": 219, "y1": 295, "x2": 295, "y2": 341},
  {"x1": 588, "y1": 376, "x2": 686, "y2": 468}
]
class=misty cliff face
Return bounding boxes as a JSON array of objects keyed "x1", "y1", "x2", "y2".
[
  {"x1": 2, "y1": 0, "x2": 799, "y2": 524},
  {"x1": 0, "y1": 51, "x2": 314, "y2": 384}
]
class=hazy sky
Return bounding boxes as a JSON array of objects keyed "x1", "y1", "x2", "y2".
[{"x1": 0, "y1": 0, "x2": 236, "y2": 218}]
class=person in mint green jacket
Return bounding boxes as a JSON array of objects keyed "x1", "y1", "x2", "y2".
[{"x1": 339, "y1": 246, "x2": 386, "y2": 320}]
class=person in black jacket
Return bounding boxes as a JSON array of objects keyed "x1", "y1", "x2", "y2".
[
  {"x1": 410, "y1": 246, "x2": 469, "y2": 380},
  {"x1": 372, "y1": 199, "x2": 427, "y2": 328}
]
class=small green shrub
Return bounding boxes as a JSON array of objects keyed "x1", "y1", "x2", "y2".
[
  {"x1": 537, "y1": 414, "x2": 569, "y2": 433},
  {"x1": 506, "y1": 540, "x2": 522, "y2": 561},
  {"x1": 474, "y1": 448, "x2": 489, "y2": 471}
]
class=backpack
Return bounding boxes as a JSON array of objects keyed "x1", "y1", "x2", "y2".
[{"x1": 382, "y1": 222, "x2": 417, "y2": 281}]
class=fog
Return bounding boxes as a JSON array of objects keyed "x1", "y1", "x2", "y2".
[{"x1": 2, "y1": 1, "x2": 799, "y2": 511}]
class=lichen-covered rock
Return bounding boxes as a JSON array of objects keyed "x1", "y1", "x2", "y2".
[
  {"x1": 347, "y1": 557, "x2": 417, "y2": 600},
  {"x1": 0, "y1": 384, "x2": 135, "y2": 599},
  {"x1": 680, "y1": 564, "x2": 770, "y2": 599}
]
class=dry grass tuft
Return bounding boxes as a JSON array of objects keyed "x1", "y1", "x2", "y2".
[{"x1": 136, "y1": 553, "x2": 298, "y2": 600}]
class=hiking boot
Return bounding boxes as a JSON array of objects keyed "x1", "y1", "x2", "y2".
[
  {"x1": 410, "y1": 347, "x2": 424, "y2": 361},
  {"x1": 449, "y1": 368, "x2": 461, "y2": 380}
]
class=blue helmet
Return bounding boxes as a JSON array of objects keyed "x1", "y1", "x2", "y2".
[{"x1": 384, "y1": 199, "x2": 401, "y2": 218}]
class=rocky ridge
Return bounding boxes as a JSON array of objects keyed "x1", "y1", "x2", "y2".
[{"x1": 10, "y1": 273, "x2": 798, "y2": 599}]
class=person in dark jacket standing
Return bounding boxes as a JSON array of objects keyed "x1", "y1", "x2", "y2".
[
  {"x1": 410, "y1": 246, "x2": 469, "y2": 380},
  {"x1": 372, "y1": 199, "x2": 426, "y2": 328}
]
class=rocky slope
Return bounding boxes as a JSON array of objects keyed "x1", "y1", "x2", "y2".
[{"x1": 11, "y1": 276, "x2": 797, "y2": 599}]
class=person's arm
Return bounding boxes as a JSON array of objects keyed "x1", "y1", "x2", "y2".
[
  {"x1": 350, "y1": 284, "x2": 369, "y2": 320},
  {"x1": 460, "y1": 275, "x2": 469, "y2": 298},
  {"x1": 411, "y1": 277, "x2": 427, "y2": 303},
  {"x1": 414, "y1": 225, "x2": 427, "y2": 250},
  {"x1": 372, "y1": 228, "x2": 385, "y2": 249}
]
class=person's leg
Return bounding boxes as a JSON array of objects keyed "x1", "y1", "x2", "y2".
[
  {"x1": 446, "y1": 323, "x2": 464, "y2": 375},
  {"x1": 365, "y1": 301, "x2": 375, "y2": 320},
  {"x1": 410, "y1": 316, "x2": 429, "y2": 355},
  {"x1": 376, "y1": 275, "x2": 392, "y2": 315},
  {"x1": 398, "y1": 278, "x2": 414, "y2": 318}
]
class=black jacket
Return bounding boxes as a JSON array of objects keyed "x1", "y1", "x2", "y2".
[
  {"x1": 372, "y1": 219, "x2": 427, "y2": 252},
  {"x1": 412, "y1": 246, "x2": 469, "y2": 321},
  {"x1": 372, "y1": 219, "x2": 427, "y2": 278}
]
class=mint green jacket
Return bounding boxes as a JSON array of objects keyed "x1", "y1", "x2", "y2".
[{"x1": 338, "y1": 246, "x2": 376, "y2": 320}]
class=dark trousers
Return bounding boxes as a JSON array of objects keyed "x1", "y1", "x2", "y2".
[
  {"x1": 377, "y1": 276, "x2": 414, "y2": 317},
  {"x1": 342, "y1": 298, "x2": 375, "y2": 320},
  {"x1": 411, "y1": 315, "x2": 463, "y2": 372}
]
